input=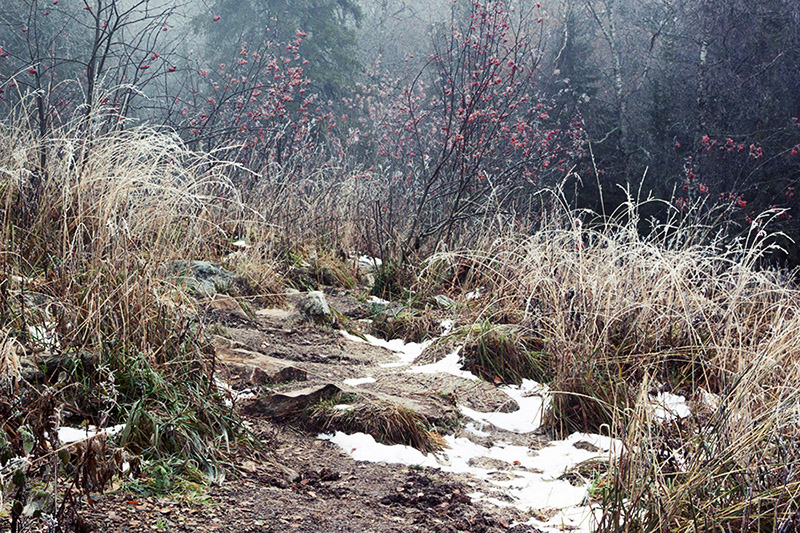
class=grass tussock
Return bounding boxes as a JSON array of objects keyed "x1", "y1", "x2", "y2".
[
  {"x1": 370, "y1": 307, "x2": 440, "y2": 344},
  {"x1": 459, "y1": 321, "x2": 550, "y2": 385},
  {"x1": 307, "y1": 394, "x2": 446, "y2": 454}
]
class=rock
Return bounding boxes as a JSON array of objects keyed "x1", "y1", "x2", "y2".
[
  {"x1": 359, "y1": 272, "x2": 376, "y2": 288},
  {"x1": 168, "y1": 261, "x2": 248, "y2": 297},
  {"x1": 19, "y1": 350, "x2": 99, "y2": 383},
  {"x1": 245, "y1": 384, "x2": 341, "y2": 419},
  {"x1": 298, "y1": 291, "x2": 332, "y2": 325},
  {"x1": 221, "y1": 361, "x2": 305, "y2": 387},
  {"x1": 207, "y1": 295, "x2": 249, "y2": 321},
  {"x1": 212, "y1": 336, "x2": 307, "y2": 385},
  {"x1": 325, "y1": 293, "x2": 371, "y2": 319}
]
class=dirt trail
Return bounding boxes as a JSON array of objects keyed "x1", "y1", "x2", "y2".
[{"x1": 79, "y1": 290, "x2": 603, "y2": 532}]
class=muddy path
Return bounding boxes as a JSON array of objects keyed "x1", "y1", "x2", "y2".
[{"x1": 79, "y1": 289, "x2": 613, "y2": 532}]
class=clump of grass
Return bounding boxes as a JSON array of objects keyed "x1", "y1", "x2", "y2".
[
  {"x1": 459, "y1": 321, "x2": 550, "y2": 385},
  {"x1": 222, "y1": 247, "x2": 286, "y2": 306},
  {"x1": 371, "y1": 307, "x2": 439, "y2": 343},
  {"x1": 371, "y1": 259, "x2": 415, "y2": 300},
  {"x1": 597, "y1": 369, "x2": 800, "y2": 531},
  {"x1": 307, "y1": 393, "x2": 445, "y2": 453},
  {"x1": 0, "y1": 117, "x2": 271, "y2": 523},
  {"x1": 308, "y1": 249, "x2": 358, "y2": 289}
]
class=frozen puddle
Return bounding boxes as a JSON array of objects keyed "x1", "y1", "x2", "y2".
[{"x1": 320, "y1": 430, "x2": 618, "y2": 532}]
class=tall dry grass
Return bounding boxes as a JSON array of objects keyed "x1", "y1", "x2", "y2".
[
  {"x1": 0, "y1": 116, "x2": 272, "y2": 485},
  {"x1": 420, "y1": 195, "x2": 800, "y2": 530}
]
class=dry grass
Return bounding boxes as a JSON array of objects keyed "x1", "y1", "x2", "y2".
[
  {"x1": 2, "y1": 109, "x2": 799, "y2": 529},
  {"x1": 0, "y1": 116, "x2": 279, "y2": 520},
  {"x1": 307, "y1": 393, "x2": 446, "y2": 454},
  {"x1": 424, "y1": 199, "x2": 799, "y2": 426},
  {"x1": 418, "y1": 195, "x2": 800, "y2": 530},
  {"x1": 459, "y1": 321, "x2": 550, "y2": 385}
]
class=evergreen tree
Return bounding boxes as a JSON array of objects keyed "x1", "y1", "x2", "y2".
[{"x1": 200, "y1": 0, "x2": 363, "y2": 96}]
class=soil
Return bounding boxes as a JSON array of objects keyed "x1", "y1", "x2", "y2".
[
  {"x1": 3, "y1": 289, "x2": 547, "y2": 532},
  {"x1": 78, "y1": 419, "x2": 525, "y2": 532}
]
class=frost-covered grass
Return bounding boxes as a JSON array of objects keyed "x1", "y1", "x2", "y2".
[
  {"x1": 0, "y1": 119, "x2": 272, "y2": 520},
  {"x1": 413, "y1": 200, "x2": 800, "y2": 531}
]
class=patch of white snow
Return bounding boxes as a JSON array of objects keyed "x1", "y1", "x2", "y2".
[
  {"x1": 440, "y1": 319, "x2": 455, "y2": 335},
  {"x1": 340, "y1": 330, "x2": 431, "y2": 365},
  {"x1": 357, "y1": 255, "x2": 382, "y2": 269},
  {"x1": 58, "y1": 424, "x2": 126, "y2": 445},
  {"x1": 459, "y1": 380, "x2": 547, "y2": 433},
  {"x1": 649, "y1": 391, "x2": 691, "y2": 421},
  {"x1": 464, "y1": 289, "x2": 481, "y2": 301},
  {"x1": 464, "y1": 423, "x2": 491, "y2": 437},
  {"x1": 406, "y1": 347, "x2": 479, "y2": 381},
  {"x1": 343, "y1": 376, "x2": 377, "y2": 387}
]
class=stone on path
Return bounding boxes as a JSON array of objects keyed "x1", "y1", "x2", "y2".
[
  {"x1": 298, "y1": 291, "x2": 332, "y2": 325},
  {"x1": 212, "y1": 336, "x2": 307, "y2": 386},
  {"x1": 246, "y1": 384, "x2": 341, "y2": 420}
]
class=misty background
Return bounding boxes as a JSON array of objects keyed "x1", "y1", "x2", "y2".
[{"x1": 1, "y1": 0, "x2": 799, "y2": 263}]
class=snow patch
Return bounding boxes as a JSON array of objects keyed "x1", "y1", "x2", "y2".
[
  {"x1": 343, "y1": 376, "x2": 376, "y2": 387},
  {"x1": 464, "y1": 423, "x2": 491, "y2": 437},
  {"x1": 406, "y1": 347, "x2": 479, "y2": 381},
  {"x1": 28, "y1": 322, "x2": 59, "y2": 349},
  {"x1": 649, "y1": 391, "x2": 691, "y2": 421},
  {"x1": 340, "y1": 330, "x2": 431, "y2": 365},
  {"x1": 459, "y1": 380, "x2": 548, "y2": 433},
  {"x1": 465, "y1": 289, "x2": 481, "y2": 301},
  {"x1": 58, "y1": 424, "x2": 126, "y2": 445},
  {"x1": 320, "y1": 429, "x2": 618, "y2": 530},
  {"x1": 319, "y1": 431, "x2": 439, "y2": 468},
  {"x1": 215, "y1": 378, "x2": 257, "y2": 405},
  {"x1": 357, "y1": 255, "x2": 382, "y2": 269},
  {"x1": 440, "y1": 319, "x2": 455, "y2": 335}
]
